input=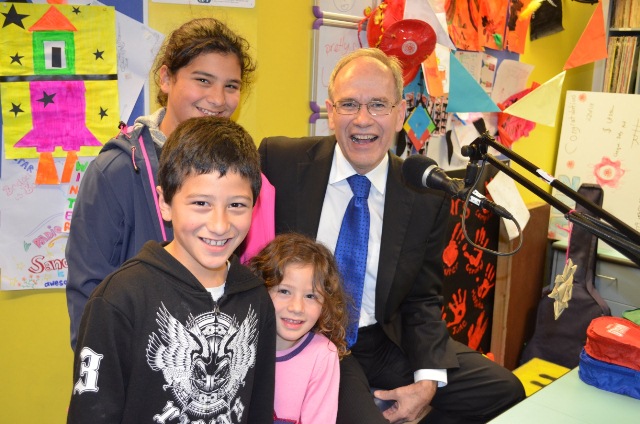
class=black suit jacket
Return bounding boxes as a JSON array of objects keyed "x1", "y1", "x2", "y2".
[{"x1": 259, "y1": 135, "x2": 458, "y2": 371}]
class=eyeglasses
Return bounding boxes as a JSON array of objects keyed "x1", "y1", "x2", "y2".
[{"x1": 332, "y1": 100, "x2": 399, "y2": 116}]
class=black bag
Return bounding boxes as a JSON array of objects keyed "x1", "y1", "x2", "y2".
[{"x1": 520, "y1": 184, "x2": 611, "y2": 369}]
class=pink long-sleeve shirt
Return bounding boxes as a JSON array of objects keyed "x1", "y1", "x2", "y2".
[{"x1": 273, "y1": 332, "x2": 340, "y2": 424}]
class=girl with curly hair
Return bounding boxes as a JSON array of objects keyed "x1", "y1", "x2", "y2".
[{"x1": 249, "y1": 233, "x2": 348, "y2": 424}]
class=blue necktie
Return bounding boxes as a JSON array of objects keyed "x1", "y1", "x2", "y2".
[{"x1": 335, "y1": 174, "x2": 371, "y2": 348}]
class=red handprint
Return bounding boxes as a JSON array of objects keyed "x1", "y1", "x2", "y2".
[
  {"x1": 463, "y1": 227, "x2": 489, "y2": 274},
  {"x1": 477, "y1": 262, "x2": 496, "y2": 300},
  {"x1": 467, "y1": 310, "x2": 489, "y2": 351},
  {"x1": 475, "y1": 206, "x2": 493, "y2": 223},
  {"x1": 446, "y1": 288, "x2": 467, "y2": 328},
  {"x1": 443, "y1": 222, "x2": 466, "y2": 276}
]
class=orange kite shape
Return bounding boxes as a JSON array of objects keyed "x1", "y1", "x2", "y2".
[{"x1": 564, "y1": 1, "x2": 607, "y2": 70}]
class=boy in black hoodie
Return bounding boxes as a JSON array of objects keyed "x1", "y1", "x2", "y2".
[{"x1": 68, "y1": 116, "x2": 275, "y2": 424}]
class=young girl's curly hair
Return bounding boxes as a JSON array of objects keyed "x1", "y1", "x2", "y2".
[{"x1": 248, "y1": 233, "x2": 349, "y2": 359}]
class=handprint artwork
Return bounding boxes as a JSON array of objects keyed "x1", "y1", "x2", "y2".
[
  {"x1": 473, "y1": 262, "x2": 496, "y2": 309},
  {"x1": 441, "y1": 167, "x2": 500, "y2": 353},
  {"x1": 464, "y1": 227, "x2": 489, "y2": 275},
  {"x1": 443, "y1": 222, "x2": 466, "y2": 276}
]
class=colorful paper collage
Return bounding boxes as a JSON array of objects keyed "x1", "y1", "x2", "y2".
[
  {"x1": 478, "y1": 0, "x2": 508, "y2": 50},
  {"x1": 446, "y1": 0, "x2": 481, "y2": 51},
  {"x1": 1, "y1": 4, "x2": 119, "y2": 162},
  {"x1": 504, "y1": 0, "x2": 534, "y2": 54},
  {"x1": 403, "y1": 104, "x2": 436, "y2": 151},
  {"x1": 0, "y1": 3, "x2": 119, "y2": 290}
]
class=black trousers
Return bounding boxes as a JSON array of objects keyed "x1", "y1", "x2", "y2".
[{"x1": 337, "y1": 324, "x2": 525, "y2": 424}]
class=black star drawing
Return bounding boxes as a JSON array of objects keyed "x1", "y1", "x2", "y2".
[
  {"x1": 2, "y1": 4, "x2": 29, "y2": 29},
  {"x1": 93, "y1": 49, "x2": 104, "y2": 60},
  {"x1": 72, "y1": 7, "x2": 81, "y2": 15},
  {"x1": 37, "y1": 91, "x2": 56, "y2": 108},
  {"x1": 10, "y1": 52, "x2": 24, "y2": 65},
  {"x1": 10, "y1": 103, "x2": 24, "y2": 117},
  {"x1": 99, "y1": 107, "x2": 108, "y2": 119}
]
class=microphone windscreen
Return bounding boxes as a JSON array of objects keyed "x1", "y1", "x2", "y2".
[{"x1": 401, "y1": 155, "x2": 438, "y2": 188}]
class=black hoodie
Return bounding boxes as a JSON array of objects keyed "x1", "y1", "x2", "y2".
[{"x1": 68, "y1": 240, "x2": 276, "y2": 424}]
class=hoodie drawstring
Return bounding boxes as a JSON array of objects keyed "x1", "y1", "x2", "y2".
[
  {"x1": 119, "y1": 122, "x2": 140, "y2": 173},
  {"x1": 120, "y1": 121, "x2": 167, "y2": 242},
  {"x1": 136, "y1": 134, "x2": 167, "y2": 242},
  {"x1": 130, "y1": 146, "x2": 140, "y2": 172}
]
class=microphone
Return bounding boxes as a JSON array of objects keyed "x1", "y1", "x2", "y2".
[
  {"x1": 402, "y1": 155, "x2": 462, "y2": 197},
  {"x1": 402, "y1": 155, "x2": 514, "y2": 220}
]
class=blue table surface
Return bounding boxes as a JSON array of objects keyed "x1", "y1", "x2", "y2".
[{"x1": 489, "y1": 367, "x2": 640, "y2": 423}]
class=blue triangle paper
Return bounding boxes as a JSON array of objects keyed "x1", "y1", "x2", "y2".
[{"x1": 447, "y1": 52, "x2": 500, "y2": 113}]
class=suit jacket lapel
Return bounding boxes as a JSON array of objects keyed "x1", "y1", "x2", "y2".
[
  {"x1": 376, "y1": 154, "x2": 415, "y2": 316},
  {"x1": 296, "y1": 136, "x2": 336, "y2": 238}
]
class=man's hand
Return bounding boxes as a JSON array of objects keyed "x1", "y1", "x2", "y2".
[{"x1": 374, "y1": 380, "x2": 436, "y2": 423}]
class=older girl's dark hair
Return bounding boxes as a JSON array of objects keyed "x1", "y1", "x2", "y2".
[
  {"x1": 153, "y1": 18, "x2": 256, "y2": 107},
  {"x1": 248, "y1": 233, "x2": 349, "y2": 359},
  {"x1": 158, "y1": 116, "x2": 261, "y2": 205}
]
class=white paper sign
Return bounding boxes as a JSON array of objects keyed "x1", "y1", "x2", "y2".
[{"x1": 486, "y1": 171, "x2": 530, "y2": 240}]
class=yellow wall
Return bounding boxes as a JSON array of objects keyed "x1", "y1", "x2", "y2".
[
  {"x1": 146, "y1": 0, "x2": 314, "y2": 141},
  {"x1": 516, "y1": 3, "x2": 598, "y2": 204},
  {"x1": 0, "y1": 1, "x2": 598, "y2": 422}
]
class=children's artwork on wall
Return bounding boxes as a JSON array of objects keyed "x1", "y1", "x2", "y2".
[
  {"x1": 454, "y1": 51, "x2": 498, "y2": 94},
  {"x1": 0, "y1": 3, "x2": 119, "y2": 184},
  {"x1": 0, "y1": 3, "x2": 119, "y2": 291},
  {"x1": 403, "y1": 103, "x2": 435, "y2": 152},
  {"x1": 490, "y1": 58, "x2": 534, "y2": 104},
  {"x1": 504, "y1": 0, "x2": 534, "y2": 54},
  {"x1": 550, "y1": 91, "x2": 640, "y2": 256},
  {"x1": 422, "y1": 47, "x2": 446, "y2": 97},
  {"x1": 442, "y1": 166, "x2": 501, "y2": 353},
  {"x1": 530, "y1": 0, "x2": 563, "y2": 41},
  {"x1": 478, "y1": 0, "x2": 508, "y2": 50},
  {"x1": 446, "y1": 0, "x2": 481, "y2": 51},
  {"x1": 0, "y1": 153, "x2": 89, "y2": 291}
]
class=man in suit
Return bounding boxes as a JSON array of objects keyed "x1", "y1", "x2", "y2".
[{"x1": 259, "y1": 48, "x2": 524, "y2": 424}]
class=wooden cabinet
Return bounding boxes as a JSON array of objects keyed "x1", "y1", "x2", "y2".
[{"x1": 491, "y1": 202, "x2": 551, "y2": 370}]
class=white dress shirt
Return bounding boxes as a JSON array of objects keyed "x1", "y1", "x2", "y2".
[{"x1": 317, "y1": 144, "x2": 447, "y2": 386}]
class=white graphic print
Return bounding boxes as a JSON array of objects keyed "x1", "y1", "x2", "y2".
[
  {"x1": 73, "y1": 347, "x2": 104, "y2": 394},
  {"x1": 146, "y1": 303, "x2": 258, "y2": 422}
]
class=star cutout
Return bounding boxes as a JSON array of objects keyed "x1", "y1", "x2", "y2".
[
  {"x1": 72, "y1": 7, "x2": 81, "y2": 15},
  {"x1": 548, "y1": 258, "x2": 578, "y2": 319},
  {"x1": 10, "y1": 103, "x2": 24, "y2": 117},
  {"x1": 93, "y1": 49, "x2": 104, "y2": 60},
  {"x1": 10, "y1": 52, "x2": 24, "y2": 65},
  {"x1": 2, "y1": 4, "x2": 29, "y2": 29},
  {"x1": 99, "y1": 107, "x2": 108, "y2": 119},
  {"x1": 37, "y1": 91, "x2": 56, "y2": 108}
]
